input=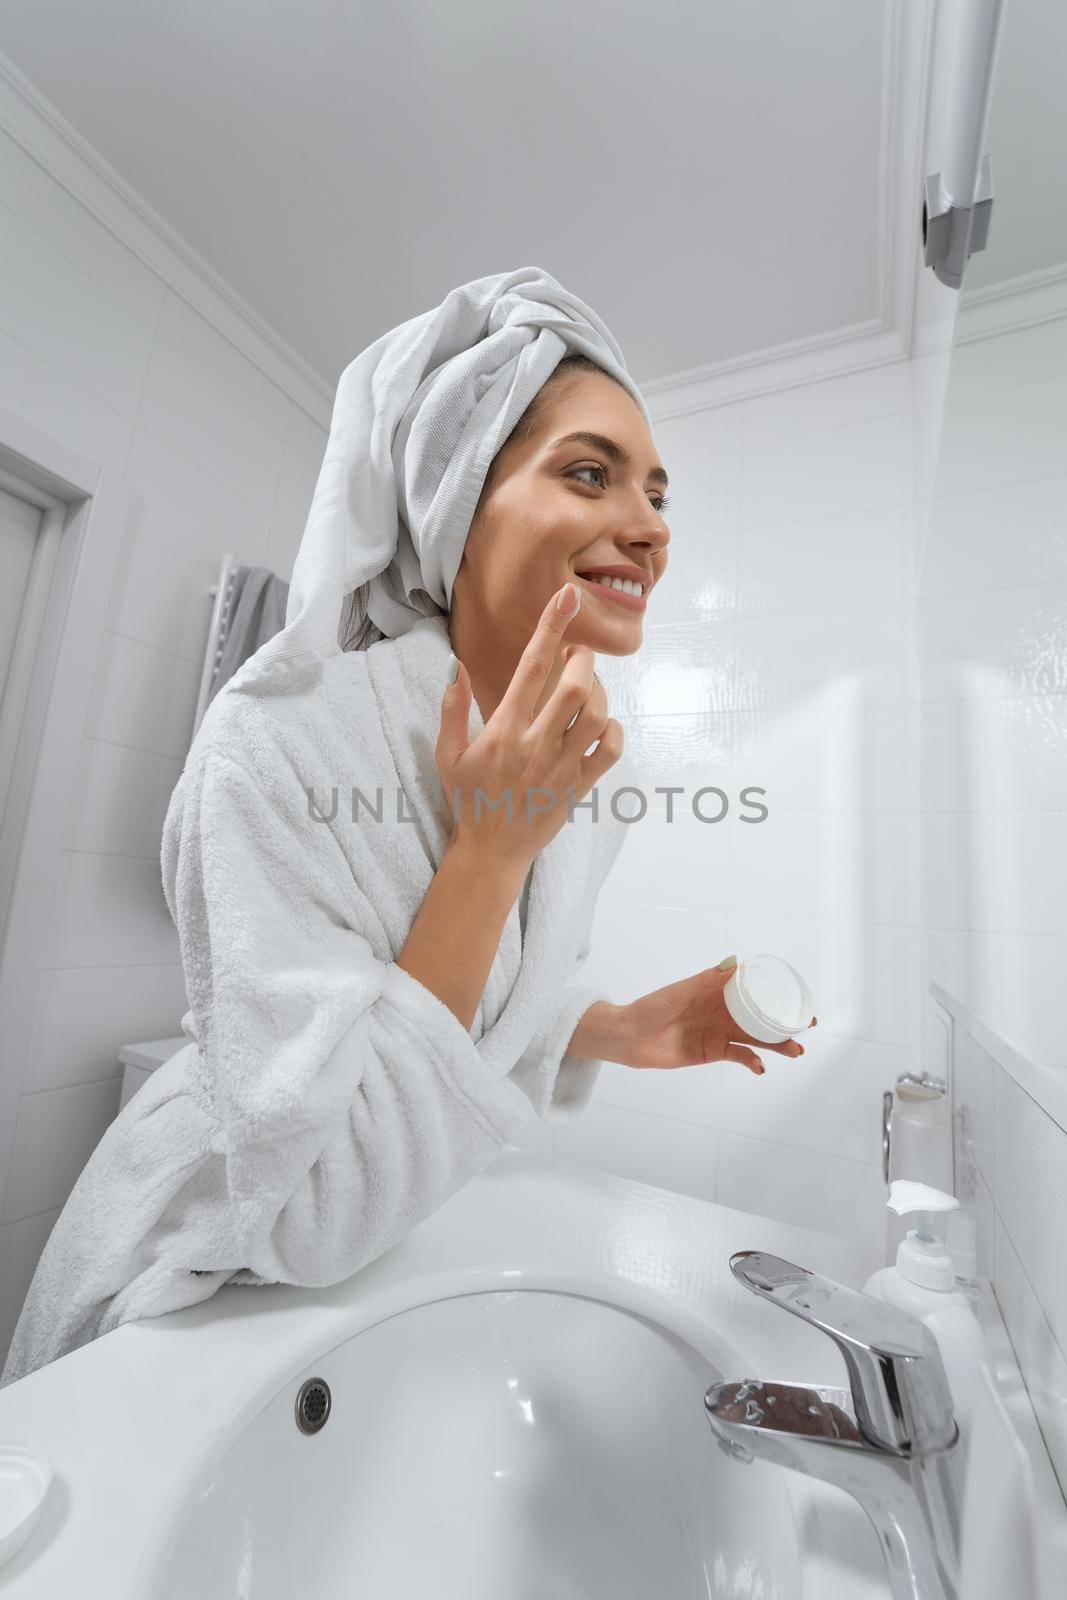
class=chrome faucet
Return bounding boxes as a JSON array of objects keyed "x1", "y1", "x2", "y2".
[{"x1": 705, "y1": 1251, "x2": 964, "y2": 1600}]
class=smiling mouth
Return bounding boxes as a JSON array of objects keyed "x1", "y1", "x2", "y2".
[{"x1": 574, "y1": 573, "x2": 648, "y2": 608}]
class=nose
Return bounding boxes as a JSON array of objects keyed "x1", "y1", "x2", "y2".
[{"x1": 627, "y1": 507, "x2": 670, "y2": 556}]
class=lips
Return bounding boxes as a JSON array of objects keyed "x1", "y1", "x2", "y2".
[
  {"x1": 575, "y1": 568, "x2": 650, "y2": 590},
  {"x1": 574, "y1": 573, "x2": 647, "y2": 610}
]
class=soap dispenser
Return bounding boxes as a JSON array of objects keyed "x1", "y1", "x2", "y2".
[{"x1": 863, "y1": 1180, "x2": 991, "y2": 1439}]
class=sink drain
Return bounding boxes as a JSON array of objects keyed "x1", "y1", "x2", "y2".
[{"x1": 295, "y1": 1376, "x2": 332, "y2": 1434}]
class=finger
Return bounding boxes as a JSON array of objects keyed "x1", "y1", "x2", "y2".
[
  {"x1": 559, "y1": 664, "x2": 608, "y2": 751},
  {"x1": 578, "y1": 715, "x2": 624, "y2": 791},
  {"x1": 724, "y1": 1043, "x2": 765, "y2": 1076},
  {"x1": 529, "y1": 640, "x2": 596, "y2": 745},
  {"x1": 763, "y1": 1037, "x2": 805, "y2": 1058},
  {"x1": 733, "y1": 1020, "x2": 804, "y2": 1055},
  {"x1": 498, "y1": 584, "x2": 583, "y2": 726},
  {"x1": 436, "y1": 653, "x2": 472, "y2": 772}
]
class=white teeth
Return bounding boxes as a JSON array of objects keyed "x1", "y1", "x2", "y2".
[{"x1": 582, "y1": 574, "x2": 643, "y2": 597}]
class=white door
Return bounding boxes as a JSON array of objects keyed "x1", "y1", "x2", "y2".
[{"x1": 0, "y1": 483, "x2": 45, "y2": 854}]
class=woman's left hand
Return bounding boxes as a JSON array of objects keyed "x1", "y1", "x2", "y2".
[{"x1": 610, "y1": 957, "x2": 816, "y2": 1076}]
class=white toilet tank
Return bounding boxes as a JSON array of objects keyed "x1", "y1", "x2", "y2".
[{"x1": 117, "y1": 1037, "x2": 187, "y2": 1112}]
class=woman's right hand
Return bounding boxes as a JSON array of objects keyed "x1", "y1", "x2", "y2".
[{"x1": 435, "y1": 583, "x2": 623, "y2": 877}]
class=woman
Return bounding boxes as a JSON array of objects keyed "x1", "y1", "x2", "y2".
[{"x1": 1, "y1": 267, "x2": 809, "y2": 1390}]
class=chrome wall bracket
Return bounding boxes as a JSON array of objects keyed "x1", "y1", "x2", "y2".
[{"x1": 922, "y1": 154, "x2": 994, "y2": 291}]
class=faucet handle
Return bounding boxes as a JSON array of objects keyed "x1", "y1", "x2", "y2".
[{"x1": 730, "y1": 1251, "x2": 958, "y2": 1455}]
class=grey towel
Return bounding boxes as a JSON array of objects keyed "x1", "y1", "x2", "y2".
[{"x1": 209, "y1": 566, "x2": 289, "y2": 704}]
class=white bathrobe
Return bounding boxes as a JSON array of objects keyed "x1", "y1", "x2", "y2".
[{"x1": 1, "y1": 614, "x2": 633, "y2": 1388}]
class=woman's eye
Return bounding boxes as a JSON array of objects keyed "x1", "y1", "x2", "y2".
[{"x1": 569, "y1": 464, "x2": 671, "y2": 515}]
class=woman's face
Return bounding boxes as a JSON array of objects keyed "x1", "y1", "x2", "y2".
[{"x1": 451, "y1": 372, "x2": 671, "y2": 660}]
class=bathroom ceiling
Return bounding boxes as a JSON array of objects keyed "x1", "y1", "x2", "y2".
[{"x1": 0, "y1": 0, "x2": 1061, "y2": 391}]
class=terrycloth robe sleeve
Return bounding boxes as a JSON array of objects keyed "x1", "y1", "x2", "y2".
[
  {"x1": 165, "y1": 747, "x2": 536, "y2": 1288},
  {"x1": 506, "y1": 937, "x2": 612, "y2": 1122}
]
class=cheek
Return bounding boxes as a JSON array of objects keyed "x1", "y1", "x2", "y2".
[
  {"x1": 541, "y1": 495, "x2": 591, "y2": 546},
  {"x1": 509, "y1": 498, "x2": 577, "y2": 558},
  {"x1": 478, "y1": 489, "x2": 592, "y2": 586}
]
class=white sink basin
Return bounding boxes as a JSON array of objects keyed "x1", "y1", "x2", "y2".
[
  {"x1": 0, "y1": 1149, "x2": 925, "y2": 1598},
  {"x1": 149, "y1": 1290, "x2": 801, "y2": 1600}
]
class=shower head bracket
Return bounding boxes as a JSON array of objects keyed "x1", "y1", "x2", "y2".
[{"x1": 922, "y1": 154, "x2": 994, "y2": 292}]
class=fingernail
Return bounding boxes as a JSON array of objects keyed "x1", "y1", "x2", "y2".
[
  {"x1": 445, "y1": 652, "x2": 459, "y2": 685},
  {"x1": 557, "y1": 582, "x2": 580, "y2": 615},
  {"x1": 716, "y1": 954, "x2": 738, "y2": 971}
]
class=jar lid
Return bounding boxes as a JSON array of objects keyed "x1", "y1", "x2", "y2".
[{"x1": 725, "y1": 954, "x2": 814, "y2": 1044}]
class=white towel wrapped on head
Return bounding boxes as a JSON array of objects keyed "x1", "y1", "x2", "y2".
[{"x1": 232, "y1": 263, "x2": 652, "y2": 683}]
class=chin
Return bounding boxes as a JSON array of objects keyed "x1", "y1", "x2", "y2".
[
  {"x1": 595, "y1": 635, "x2": 643, "y2": 658},
  {"x1": 574, "y1": 618, "x2": 644, "y2": 658}
]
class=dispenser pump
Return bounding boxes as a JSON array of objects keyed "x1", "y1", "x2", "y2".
[{"x1": 886, "y1": 1179, "x2": 960, "y2": 1291}]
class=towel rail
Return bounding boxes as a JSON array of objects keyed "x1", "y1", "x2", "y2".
[{"x1": 191, "y1": 552, "x2": 242, "y2": 742}]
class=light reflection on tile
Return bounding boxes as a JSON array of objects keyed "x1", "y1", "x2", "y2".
[
  {"x1": 917, "y1": 585, "x2": 1067, "y2": 700},
  {"x1": 737, "y1": 603, "x2": 919, "y2": 711},
  {"x1": 921, "y1": 694, "x2": 1067, "y2": 813},
  {"x1": 602, "y1": 619, "x2": 735, "y2": 721},
  {"x1": 620, "y1": 714, "x2": 733, "y2": 792}
]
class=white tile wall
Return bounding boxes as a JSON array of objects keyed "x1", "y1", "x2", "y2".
[
  {"x1": 0, "y1": 124, "x2": 328, "y2": 1369},
  {"x1": 924, "y1": 303, "x2": 1067, "y2": 1504},
  {"x1": 556, "y1": 359, "x2": 926, "y2": 1252},
  {"x1": 585, "y1": 305, "x2": 1067, "y2": 1260},
  {"x1": 920, "y1": 312, "x2": 1067, "y2": 1074},
  {"x1": 0, "y1": 1209, "x2": 65, "y2": 1367}
]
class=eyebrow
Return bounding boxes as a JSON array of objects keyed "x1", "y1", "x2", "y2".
[{"x1": 549, "y1": 431, "x2": 669, "y2": 492}]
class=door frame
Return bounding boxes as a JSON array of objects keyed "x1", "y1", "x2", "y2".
[{"x1": 0, "y1": 402, "x2": 130, "y2": 1222}]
